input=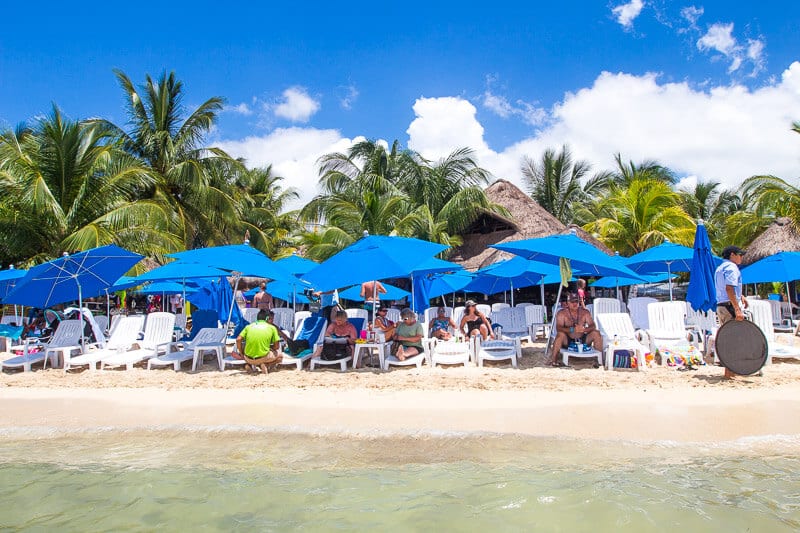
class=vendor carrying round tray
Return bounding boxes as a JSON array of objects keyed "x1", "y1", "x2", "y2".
[{"x1": 714, "y1": 318, "x2": 768, "y2": 376}]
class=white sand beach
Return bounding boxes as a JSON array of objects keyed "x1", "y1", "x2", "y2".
[{"x1": 3, "y1": 339, "x2": 800, "y2": 444}]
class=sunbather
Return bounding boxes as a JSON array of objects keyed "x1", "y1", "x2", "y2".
[
  {"x1": 373, "y1": 306, "x2": 396, "y2": 340},
  {"x1": 429, "y1": 306, "x2": 457, "y2": 340},
  {"x1": 550, "y1": 292, "x2": 602, "y2": 366}
]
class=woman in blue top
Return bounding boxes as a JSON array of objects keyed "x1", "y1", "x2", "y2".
[{"x1": 428, "y1": 306, "x2": 457, "y2": 340}]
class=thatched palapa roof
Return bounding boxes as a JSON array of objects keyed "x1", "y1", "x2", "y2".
[
  {"x1": 450, "y1": 179, "x2": 612, "y2": 270},
  {"x1": 742, "y1": 217, "x2": 800, "y2": 266}
]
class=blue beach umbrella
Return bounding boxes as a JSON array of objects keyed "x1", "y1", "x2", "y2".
[
  {"x1": 168, "y1": 244, "x2": 295, "y2": 283},
  {"x1": 303, "y1": 235, "x2": 448, "y2": 292},
  {"x1": 134, "y1": 281, "x2": 198, "y2": 296},
  {"x1": 132, "y1": 261, "x2": 230, "y2": 283},
  {"x1": 339, "y1": 282, "x2": 410, "y2": 302},
  {"x1": 686, "y1": 222, "x2": 719, "y2": 312},
  {"x1": 465, "y1": 258, "x2": 561, "y2": 305},
  {"x1": 275, "y1": 254, "x2": 318, "y2": 277},
  {"x1": 422, "y1": 271, "x2": 474, "y2": 300},
  {"x1": 5, "y1": 245, "x2": 143, "y2": 309},
  {"x1": 0, "y1": 268, "x2": 27, "y2": 303},
  {"x1": 591, "y1": 272, "x2": 676, "y2": 288},
  {"x1": 492, "y1": 234, "x2": 638, "y2": 279},
  {"x1": 741, "y1": 251, "x2": 800, "y2": 310},
  {"x1": 265, "y1": 280, "x2": 312, "y2": 304},
  {"x1": 626, "y1": 240, "x2": 721, "y2": 301}
]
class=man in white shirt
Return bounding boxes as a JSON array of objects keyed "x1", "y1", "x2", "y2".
[{"x1": 714, "y1": 245, "x2": 748, "y2": 378}]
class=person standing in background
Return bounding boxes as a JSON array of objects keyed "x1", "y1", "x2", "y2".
[{"x1": 715, "y1": 245, "x2": 748, "y2": 379}]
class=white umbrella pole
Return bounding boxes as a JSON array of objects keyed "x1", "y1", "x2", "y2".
[
  {"x1": 226, "y1": 274, "x2": 241, "y2": 328},
  {"x1": 540, "y1": 283, "x2": 546, "y2": 321},
  {"x1": 510, "y1": 281, "x2": 515, "y2": 307},
  {"x1": 545, "y1": 283, "x2": 564, "y2": 358},
  {"x1": 787, "y1": 281, "x2": 793, "y2": 320},
  {"x1": 667, "y1": 262, "x2": 674, "y2": 301}
]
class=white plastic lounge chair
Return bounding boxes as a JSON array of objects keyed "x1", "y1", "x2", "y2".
[
  {"x1": 491, "y1": 307, "x2": 529, "y2": 342},
  {"x1": 491, "y1": 302, "x2": 510, "y2": 313},
  {"x1": 279, "y1": 317, "x2": 327, "y2": 370},
  {"x1": 430, "y1": 337, "x2": 473, "y2": 368},
  {"x1": 628, "y1": 297, "x2": 657, "y2": 330},
  {"x1": 344, "y1": 308, "x2": 369, "y2": 323},
  {"x1": 271, "y1": 307, "x2": 294, "y2": 333},
  {"x1": 768, "y1": 300, "x2": 794, "y2": 332},
  {"x1": 560, "y1": 342, "x2": 603, "y2": 367},
  {"x1": 524, "y1": 304, "x2": 549, "y2": 340},
  {"x1": 595, "y1": 313, "x2": 648, "y2": 371},
  {"x1": 94, "y1": 315, "x2": 109, "y2": 336},
  {"x1": 475, "y1": 337, "x2": 520, "y2": 368},
  {"x1": 309, "y1": 344, "x2": 352, "y2": 371},
  {"x1": 100, "y1": 312, "x2": 175, "y2": 370},
  {"x1": 591, "y1": 298, "x2": 621, "y2": 321},
  {"x1": 64, "y1": 315, "x2": 145, "y2": 372},
  {"x1": 293, "y1": 311, "x2": 311, "y2": 333},
  {"x1": 643, "y1": 301, "x2": 698, "y2": 364},
  {"x1": 2, "y1": 320, "x2": 84, "y2": 372},
  {"x1": 382, "y1": 338, "x2": 432, "y2": 370},
  {"x1": 242, "y1": 308, "x2": 260, "y2": 324},
  {"x1": 747, "y1": 299, "x2": 800, "y2": 365},
  {"x1": 476, "y1": 304, "x2": 492, "y2": 317},
  {"x1": 386, "y1": 308, "x2": 402, "y2": 325},
  {"x1": 147, "y1": 327, "x2": 227, "y2": 371}
]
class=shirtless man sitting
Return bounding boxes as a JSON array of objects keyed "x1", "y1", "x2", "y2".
[{"x1": 550, "y1": 292, "x2": 602, "y2": 367}]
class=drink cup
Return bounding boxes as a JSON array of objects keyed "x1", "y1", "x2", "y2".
[{"x1": 360, "y1": 330, "x2": 367, "y2": 340}]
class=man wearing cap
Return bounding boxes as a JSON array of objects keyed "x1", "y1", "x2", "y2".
[
  {"x1": 715, "y1": 245, "x2": 748, "y2": 378},
  {"x1": 550, "y1": 293, "x2": 602, "y2": 367}
]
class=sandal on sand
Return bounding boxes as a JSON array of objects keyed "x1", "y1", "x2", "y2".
[{"x1": 550, "y1": 361, "x2": 566, "y2": 367}]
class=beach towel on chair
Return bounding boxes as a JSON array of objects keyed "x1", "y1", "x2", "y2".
[{"x1": 286, "y1": 316, "x2": 326, "y2": 357}]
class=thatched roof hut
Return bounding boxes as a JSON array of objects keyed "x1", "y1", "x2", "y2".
[
  {"x1": 450, "y1": 179, "x2": 612, "y2": 270},
  {"x1": 742, "y1": 217, "x2": 800, "y2": 266}
]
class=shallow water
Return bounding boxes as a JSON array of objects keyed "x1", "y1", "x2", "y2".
[{"x1": 1, "y1": 429, "x2": 799, "y2": 531}]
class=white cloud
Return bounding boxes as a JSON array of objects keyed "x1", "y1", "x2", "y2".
[
  {"x1": 273, "y1": 87, "x2": 320, "y2": 123},
  {"x1": 482, "y1": 90, "x2": 547, "y2": 126},
  {"x1": 679, "y1": 5, "x2": 703, "y2": 30},
  {"x1": 697, "y1": 22, "x2": 737, "y2": 56},
  {"x1": 406, "y1": 63, "x2": 800, "y2": 199},
  {"x1": 339, "y1": 84, "x2": 359, "y2": 110},
  {"x1": 612, "y1": 0, "x2": 644, "y2": 30},
  {"x1": 216, "y1": 127, "x2": 356, "y2": 209},
  {"x1": 223, "y1": 102, "x2": 253, "y2": 116}
]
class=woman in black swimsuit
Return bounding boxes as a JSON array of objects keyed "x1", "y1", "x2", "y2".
[{"x1": 459, "y1": 300, "x2": 494, "y2": 340}]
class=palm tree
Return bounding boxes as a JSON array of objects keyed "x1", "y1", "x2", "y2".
[
  {"x1": 96, "y1": 70, "x2": 242, "y2": 249},
  {"x1": 583, "y1": 178, "x2": 695, "y2": 255},
  {"x1": 301, "y1": 141, "x2": 500, "y2": 258},
  {"x1": 521, "y1": 145, "x2": 595, "y2": 224},
  {"x1": 0, "y1": 106, "x2": 177, "y2": 266},
  {"x1": 231, "y1": 164, "x2": 302, "y2": 257}
]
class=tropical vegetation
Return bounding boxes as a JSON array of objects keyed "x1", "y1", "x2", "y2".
[{"x1": 1, "y1": 70, "x2": 798, "y2": 270}]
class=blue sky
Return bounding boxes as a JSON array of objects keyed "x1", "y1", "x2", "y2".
[{"x1": 2, "y1": 1, "x2": 800, "y2": 207}]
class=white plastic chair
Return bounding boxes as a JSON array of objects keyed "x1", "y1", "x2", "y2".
[
  {"x1": 628, "y1": 297, "x2": 657, "y2": 330},
  {"x1": 491, "y1": 302, "x2": 510, "y2": 313},
  {"x1": 430, "y1": 337, "x2": 473, "y2": 367},
  {"x1": 595, "y1": 313, "x2": 648, "y2": 370},
  {"x1": 242, "y1": 308, "x2": 260, "y2": 324},
  {"x1": 768, "y1": 300, "x2": 794, "y2": 332},
  {"x1": 94, "y1": 315, "x2": 109, "y2": 335},
  {"x1": 271, "y1": 307, "x2": 295, "y2": 333},
  {"x1": 64, "y1": 315, "x2": 145, "y2": 372},
  {"x1": 147, "y1": 327, "x2": 227, "y2": 371},
  {"x1": 591, "y1": 298, "x2": 621, "y2": 321},
  {"x1": 475, "y1": 337, "x2": 519, "y2": 368},
  {"x1": 476, "y1": 304, "x2": 492, "y2": 317},
  {"x1": 2, "y1": 320, "x2": 84, "y2": 372},
  {"x1": 747, "y1": 300, "x2": 800, "y2": 365},
  {"x1": 645, "y1": 301, "x2": 697, "y2": 364},
  {"x1": 382, "y1": 338, "x2": 431, "y2": 370},
  {"x1": 293, "y1": 311, "x2": 311, "y2": 333},
  {"x1": 491, "y1": 307, "x2": 529, "y2": 342},
  {"x1": 385, "y1": 308, "x2": 401, "y2": 325},
  {"x1": 279, "y1": 317, "x2": 327, "y2": 370},
  {"x1": 100, "y1": 312, "x2": 175, "y2": 370},
  {"x1": 524, "y1": 305, "x2": 549, "y2": 340}
]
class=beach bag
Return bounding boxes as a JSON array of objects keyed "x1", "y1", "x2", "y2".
[
  {"x1": 321, "y1": 338, "x2": 349, "y2": 360},
  {"x1": 612, "y1": 349, "x2": 636, "y2": 369}
]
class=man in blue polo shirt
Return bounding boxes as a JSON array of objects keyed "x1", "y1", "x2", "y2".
[{"x1": 715, "y1": 245, "x2": 749, "y2": 378}]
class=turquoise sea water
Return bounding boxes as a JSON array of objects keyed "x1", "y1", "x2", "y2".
[{"x1": 0, "y1": 429, "x2": 799, "y2": 531}]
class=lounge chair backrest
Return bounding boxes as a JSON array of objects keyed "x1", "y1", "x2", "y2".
[
  {"x1": 491, "y1": 303, "x2": 510, "y2": 313},
  {"x1": 685, "y1": 306, "x2": 718, "y2": 333},
  {"x1": 46, "y1": 320, "x2": 84, "y2": 348},
  {"x1": 242, "y1": 308, "x2": 260, "y2": 324},
  {"x1": 140, "y1": 312, "x2": 175, "y2": 349},
  {"x1": 344, "y1": 308, "x2": 369, "y2": 322},
  {"x1": 293, "y1": 311, "x2": 311, "y2": 333},
  {"x1": 476, "y1": 304, "x2": 491, "y2": 317},
  {"x1": 646, "y1": 301, "x2": 686, "y2": 336},
  {"x1": 523, "y1": 304, "x2": 545, "y2": 326},
  {"x1": 628, "y1": 297, "x2": 657, "y2": 329},
  {"x1": 515, "y1": 302, "x2": 534, "y2": 308},
  {"x1": 295, "y1": 316, "x2": 327, "y2": 345},
  {"x1": 1, "y1": 315, "x2": 23, "y2": 326},
  {"x1": 592, "y1": 298, "x2": 621, "y2": 320},
  {"x1": 748, "y1": 299, "x2": 776, "y2": 345},
  {"x1": 94, "y1": 315, "x2": 109, "y2": 333},
  {"x1": 596, "y1": 313, "x2": 637, "y2": 342},
  {"x1": 107, "y1": 315, "x2": 145, "y2": 349},
  {"x1": 386, "y1": 308, "x2": 401, "y2": 325},
  {"x1": 272, "y1": 307, "x2": 294, "y2": 332},
  {"x1": 492, "y1": 307, "x2": 527, "y2": 335},
  {"x1": 424, "y1": 306, "x2": 452, "y2": 326},
  {"x1": 108, "y1": 314, "x2": 124, "y2": 338}
]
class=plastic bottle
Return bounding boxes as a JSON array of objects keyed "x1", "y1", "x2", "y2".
[{"x1": 613, "y1": 334, "x2": 619, "y2": 346}]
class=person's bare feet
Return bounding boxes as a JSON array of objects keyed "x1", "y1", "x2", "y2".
[
  {"x1": 397, "y1": 347, "x2": 406, "y2": 361},
  {"x1": 724, "y1": 368, "x2": 737, "y2": 379}
]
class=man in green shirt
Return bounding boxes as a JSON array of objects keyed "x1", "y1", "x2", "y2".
[{"x1": 232, "y1": 309, "x2": 282, "y2": 373}]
